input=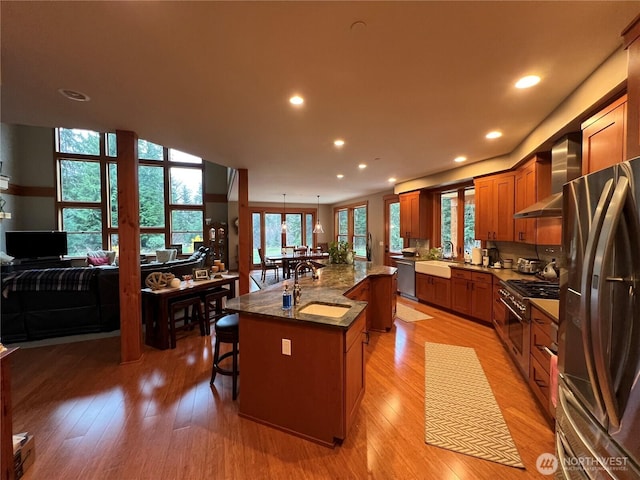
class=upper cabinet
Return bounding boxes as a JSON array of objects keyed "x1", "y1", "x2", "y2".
[
  {"x1": 581, "y1": 94, "x2": 627, "y2": 175},
  {"x1": 399, "y1": 190, "x2": 431, "y2": 241},
  {"x1": 474, "y1": 172, "x2": 514, "y2": 242},
  {"x1": 513, "y1": 153, "x2": 560, "y2": 245}
]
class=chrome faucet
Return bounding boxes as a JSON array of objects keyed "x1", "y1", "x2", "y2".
[
  {"x1": 293, "y1": 260, "x2": 319, "y2": 305},
  {"x1": 443, "y1": 241, "x2": 454, "y2": 259}
]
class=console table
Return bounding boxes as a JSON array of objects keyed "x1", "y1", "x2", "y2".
[{"x1": 142, "y1": 274, "x2": 238, "y2": 349}]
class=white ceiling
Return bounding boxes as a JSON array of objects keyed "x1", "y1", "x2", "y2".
[{"x1": 2, "y1": 1, "x2": 639, "y2": 204}]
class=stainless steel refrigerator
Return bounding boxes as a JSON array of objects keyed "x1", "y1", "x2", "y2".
[{"x1": 558, "y1": 157, "x2": 640, "y2": 478}]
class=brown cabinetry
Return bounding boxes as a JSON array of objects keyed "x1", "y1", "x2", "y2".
[
  {"x1": 345, "y1": 276, "x2": 395, "y2": 332},
  {"x1": 492, "y1": 279, "x2": 506, "y2": 342},
  {"x1": 399, "y1": 190, "x2": 431, "y2": 241},
  {"x1": 528, "y1": 305, "x2": 557, "y2": 419},
  {"x1": 450, "y1": 269, "x2": 492, "y2": 323},
  {"x1": 581, "y1": 95, "x2": 627, "y2": 175},
  {"x1": 416, "y1": 272, "x2": 451, "y2": 310},
  {"x1": 474, "y1": 173, "x2": 515, "y2": 242},
  {"x1": 344, "y1": 314, "x2": 366, "y2": 433}
]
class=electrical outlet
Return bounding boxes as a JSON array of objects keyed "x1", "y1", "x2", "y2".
[{"x1": 282, "y1": 338, "x2": 291, "y2": 356}]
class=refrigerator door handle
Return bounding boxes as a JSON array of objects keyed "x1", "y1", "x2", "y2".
[
  {"x1": 591, "y1": 176, "x2": 640, "y2": 428},
  {"x1": 579, "y1": 178, "x2": 615, "y2": 416}
]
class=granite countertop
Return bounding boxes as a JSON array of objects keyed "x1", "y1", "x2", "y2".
[
  {"x1": 225, "y1": 261, "x2": 397, "y2": 329},
  {"x1": 530, "y1": 298, "x2": 560, "y2": 322}
]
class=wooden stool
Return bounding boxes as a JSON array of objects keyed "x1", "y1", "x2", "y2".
[
  {"x1": 168, "y1": 295, "x2": 205, "y2": 349},
  {"x1": 211, "y1": 313, "x2": 239, "y2": 400},
  {"x1": 203, "y1": 288, "x2": 230, "y2": 335}
]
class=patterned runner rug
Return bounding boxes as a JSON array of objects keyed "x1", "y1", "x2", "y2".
[
  {"x1": 396, "y1": 303, "x2": 433, "y2": 322},
  {"x1": 424, "y1": 342, "x2": 524, "y2": 469}
]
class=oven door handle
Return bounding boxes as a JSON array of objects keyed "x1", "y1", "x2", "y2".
[{"x1": 499, "y1": 298, "x2": 525, "y2": 322}]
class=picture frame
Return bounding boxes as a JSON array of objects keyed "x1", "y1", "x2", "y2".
[{"x1": 193, "y1": 268, "x2": 209, "y2": 281}]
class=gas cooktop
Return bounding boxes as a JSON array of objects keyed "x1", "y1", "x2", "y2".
[{"x1": 504, "y1": 279, "x2": 560, "y2": 300}]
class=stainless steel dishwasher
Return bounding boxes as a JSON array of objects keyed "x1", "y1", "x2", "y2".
[{"x1": 395, "y1": 259, "x2": 416, "y2": 300}]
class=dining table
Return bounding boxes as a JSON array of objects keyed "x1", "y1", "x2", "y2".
[
  {"x1": 141, "y1": 273, "x2": 238, "y2": 350},
  {"x1": 266, "y1": 251, "x2": 329, "y2": 279}
]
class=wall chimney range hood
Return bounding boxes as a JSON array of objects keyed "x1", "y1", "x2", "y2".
[{"x1": 513, "y1": 133, "x2": 582, "y2": 219}]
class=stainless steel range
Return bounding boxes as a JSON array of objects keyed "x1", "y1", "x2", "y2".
[{"x1": 498, "y1": 279, "x2": 559, "y2": 376}]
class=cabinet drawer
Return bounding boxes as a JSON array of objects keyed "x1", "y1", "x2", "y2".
[
  {"x1": 471, "y1": 272, "x2": 492, "y2": 284},
  {"x1": 451, "y1": 269, "x2": 471, "y2": 280},
  {"x1": 345, "y1": 279, "x2": 370, "y2": 302},
  {"x1": 529, "y1": 355, "x2": 551, "y2": 411},
  {"x1": 531, "y1": 306, "x2": 554, "y2": 337},
  {"x1": 530, "y1": 323, "x2": 552, "y2": 375},
  {"x1": 345, "y1": 313, "x2": 366, "y2": 352}
]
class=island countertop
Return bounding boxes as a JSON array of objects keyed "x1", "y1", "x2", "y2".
[{"x1": 225, "y1": 261, "x2": 396, "y2": 329}]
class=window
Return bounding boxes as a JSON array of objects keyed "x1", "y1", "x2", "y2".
[
  {"x1": 55, "y1": 128, "x2": 205, "y2": 256},
  {"x1": 388, "y1": 200, "x2": 403, "y2": 253},
  {"x1": 334, "y1": 202, "x2": 368, "y2": 258},
  {"x1": 438, "y1": 186, "x2": 477, "y2": 258}
]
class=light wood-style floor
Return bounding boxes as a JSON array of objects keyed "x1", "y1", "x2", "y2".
[{"x1": 10, "y1": 297, "x2": 554, "y2": 479}]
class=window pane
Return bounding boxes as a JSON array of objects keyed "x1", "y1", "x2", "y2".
[
  {"x1": 441, "y1": 191, "x2": 458, "y2": 256},
  {"x1": 285, "y1": 213, "x2": 302, "y2": 246},
  {"x1": 139, "y1": 165, "x2": 165, "y2": 227},
  {"x1": 140, "y1": 233, "x2": 165, "y2": 253},
  {"x1": 305, "y1": 213, "x2": 313, "y2": 245},
  {"x1": 170, "y1": 167, "x2": 202, "y2": 205},
  {"x1": 171, "y1": 210, "x2": 203, "y2": 254},
  {"x1": 138, "y1": 139, "x2": 163, "y2": 161},
  {"x1": 106, "y1": 133, "x2": 117, "y2": 157},
  {"x1": 354, "y1": 206, "x2": 367, "y2": 235},
  {"x1": 389, "y1": 202, "x2": 403, "y2": 252},
  {"x1": 338, "y1": 210, "x2": 348, "y2": 235},
  {"x1": 252, "y1": 212, "x2": 262, "y2": 264},
  {"x1": 354, "y1": 236, "x2": 367, "y2": 257},
  {"x1": 169, "y1": 149, "x2": 202, "y2": 164},
  {"x1": 62, "y1": 207, "x2": 102, "y2": 255},
  {"x1": 57, "y1": 128, "x2": 100, "y2": 155},
  {"x1": 464, "y1": 188, "x2": 477, "y2": 253},
  {"x1": 265, "y1": 213, "x2": 283, "y2": 257},
  {"x1": 108, "y1": 163, "x2": 118, "y2": 227},
  {"x1": 60, "y1": 160, "x2": 101, "y2": 202},
  {"x1": 110, "y1": 234, "x2": 119, "y2": 256}
]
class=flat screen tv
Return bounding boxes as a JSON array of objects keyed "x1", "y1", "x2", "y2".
[{"x1": 5, "y1": 231, "x2": 68, "y2": 260}]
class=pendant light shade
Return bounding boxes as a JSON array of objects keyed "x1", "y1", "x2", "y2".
[
  {"x1": 281, "y1": 194, "x2": 287, "y2": 233},
  {"x1": 312, "y1": 195, "x2": 325, "y2": 234}
]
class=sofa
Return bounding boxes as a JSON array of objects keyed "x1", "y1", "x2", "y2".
[{"x1": 1, "y1": 249, "x2": 208, "y2": 343}]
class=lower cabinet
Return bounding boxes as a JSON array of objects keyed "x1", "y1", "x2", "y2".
[
  {"x1": 492, "y1": 278, "x2": 507, "y2": 341},
  {"x1": 529, "y1": 305, "x2": 557, "y2": 420},
  {"x1": 344, "y1": 314, "x2": 366, "y2": 433},
  {"x1": 416, "y1": 273, "x2": 451, "y2": 310},
  {"x1": 450, "y1": 269, "x2": 492, "y2": 323},
  {"x1": 345, "y1": 275, "x2": 395, "y2": 332}
]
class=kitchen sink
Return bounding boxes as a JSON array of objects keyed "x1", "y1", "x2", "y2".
[
  {"x1": 298, "y1": 302, "x2": 351, "y2": 318},
  {"x1": 415, "y1": 260, "x2": 452, "y2": 278}
]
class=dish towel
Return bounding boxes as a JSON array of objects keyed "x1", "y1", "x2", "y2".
[{"x1": 550, "y1": 353, "x2": 559, "y2": 408}]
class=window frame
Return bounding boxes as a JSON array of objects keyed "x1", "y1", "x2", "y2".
[
  {"x1": 333, "y1": 201, "x2": 368, "y2": 259},
  {"x1": 432, "y1": 181, "x2": 474, "y2": 259}
]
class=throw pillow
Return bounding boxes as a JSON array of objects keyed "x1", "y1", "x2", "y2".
[{"x1": 87, "y1": 255, "x2": 111, "y2": 266}]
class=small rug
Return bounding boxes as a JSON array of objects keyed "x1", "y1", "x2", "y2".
[
  {"x1": 424, "y1": 342, "x2": 524, "y2": 469},
  {"x1": 396, "y1": 303, "x2": 433, "y2": 322}
]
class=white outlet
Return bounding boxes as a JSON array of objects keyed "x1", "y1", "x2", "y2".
[{"x1": 282, "y1": 338, "x2": 291, "y2": 356}]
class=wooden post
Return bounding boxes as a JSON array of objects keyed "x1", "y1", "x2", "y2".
[
  {"x1": 116, "y1": 130, "x2": 143, "y2": 363},
  {"x1": 238, "y1": 169, "x2": 250, "y2": 295}
]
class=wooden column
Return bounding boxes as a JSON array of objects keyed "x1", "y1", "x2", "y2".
[
  {"x1": 238, "y1": 169, "x2": 250, "y2": 295},
  {"x1": 116, "y1": 130, "x2": 143, "y2": 363},
  {"x1": 623, "y1": 14, "x2": 640, "y2": 159}
]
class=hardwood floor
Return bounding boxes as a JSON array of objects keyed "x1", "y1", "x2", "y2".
[{"x1": 10, "y1": 296, "x2": 554, "y2": 479}]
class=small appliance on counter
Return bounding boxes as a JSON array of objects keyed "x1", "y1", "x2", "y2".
[
  {"x1": 401, "y1": 247, "x2": 418, "y2": 257},
  {"x1": 516, "y1": 258, "x2": 543, "y2": 274},
  {"x1": 471, "y1": 247, "x2": 482, "y2": 265}
]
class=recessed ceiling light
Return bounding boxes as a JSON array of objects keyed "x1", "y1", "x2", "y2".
[
  {"x1": 486, "y1": 131, "x2": 503, "y2": 139},
  {"x1": 289, "y1": 95, "x2": 304, "y2": 106},
  {"x1": 515, "y1": 75, "x2": 541, "y2": 89},
  {"x1": 454, "y1": 156, "x2": 467, "y2": 163},
  {"x1": 58, "y1": 88, "x2": 90, "y2": 102},
  {"x1": 388, "y1": 177, "x2": 396, "y2": 183},
  {"x1": 337, "y1": 174, "x2": 344, "y2": 179},
  {"x1": 358, "y1": 163, "x2": 367, "y2": 169},
  {"x1": 334, "y1": 139, "x2": 345, "y2": 147}
]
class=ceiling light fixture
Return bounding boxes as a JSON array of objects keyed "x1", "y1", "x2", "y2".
[
  {"x1": 312, "y1": 195, "x2": 325, "y2": 234},
  {"x1": 337, "y1": 174, "x2": 344, "y2": 179},
  {"x1": 358, "y1": 163, "x2": 367, "y2": 169},
  {"x1": 281, "y1": 193, "x2": 288, "y2": 232},
  {"x1": 388, "y1": 177, "x2": 396, "y2": 183},
  {"x1": 334, "y1": 139, "x2": 345, "y2": 147},
  {"x1": 454, "y1": 156, "x2": 467, "y2": 163},
  {"x1": 486, "y1": 131, "x2": 503, "y2": 139},
  {"x1": 289, "y1": 95, "x2": 304, "y2": 106},
  {"x1": 515, "y1": 75, "x2": 541, "y2": 89},
  {"x1": 58, "y1": 88, "x2": 90, "y2": 102}
]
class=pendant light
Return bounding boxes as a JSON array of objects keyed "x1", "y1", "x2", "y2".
[
  {"x1": 281, "y1": 193, "x2": 287, "y2": 233},
  {"x1": 313, "y1": 195, "x2": 325, "y2": 234}
]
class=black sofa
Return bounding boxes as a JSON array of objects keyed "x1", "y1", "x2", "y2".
[{"x1": 1, "y1": 249, "x2": 208, "y2": 343}]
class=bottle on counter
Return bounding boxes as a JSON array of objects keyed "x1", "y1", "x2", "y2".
[{"x1": 282, "y1": 282, "x2": 292, "y2": 310}]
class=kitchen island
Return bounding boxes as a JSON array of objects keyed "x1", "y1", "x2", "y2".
[{"x1": 225, "y1": 261, "x2": 397, "y2": 446}]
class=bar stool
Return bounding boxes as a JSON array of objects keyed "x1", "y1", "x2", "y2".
[
  {"x1": 211, "y1": 313, "x2": 239, "y2": 400},
  {"x1": 168, "y1": 295, "x2": 205, "y2": 349},
  {"x1": 203, "y1": 288, "x2": 230, "y2": 335}
]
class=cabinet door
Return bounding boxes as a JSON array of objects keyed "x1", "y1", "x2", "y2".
[
  {"x1": 514, "y1": 162, "x2": 536, "y2": 244},
  {"x1": 581, "y1": 95, "x2": 627, "y2": 175},
  {"x1": 474, "y1": 177, "x2": 494, "y2": 241},
  {"x1": 492, "y1": 283, "x2": 506, "y2": 341},
  {"x1": 399, "y1": 191, "x2": 431, "y2": 241},
  {"x1": 494, "y1": 174, "x2": 515, "y2": 241},
  {"x1": 416, "y1": 273, "x2": 431, "y2": 302},
  {"x1": 345, "y1": 315, "x2": 366, "y2": 432},
  {"x1": 432, "y1": 276, "x2": 451, "y2": 310},
  {"x1": 399, "y1": 194, "x2": 412, "y2": 239},
  {"x1": 450, "y1": 277, "x2": 471, "y2": 315},
  {"x1": 471, "y1": 280, "x2": 492, "y2": 323}
]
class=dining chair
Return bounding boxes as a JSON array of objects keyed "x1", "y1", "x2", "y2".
[{"x1": 258, "y1": 247, "x2": 280, "y2": 282}]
